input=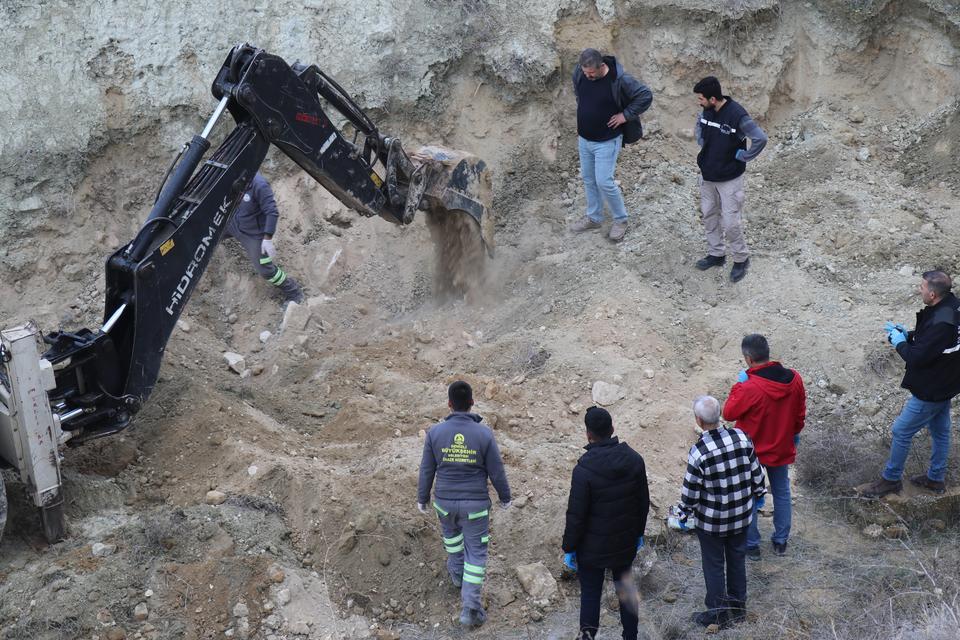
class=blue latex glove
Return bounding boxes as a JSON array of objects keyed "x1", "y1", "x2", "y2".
[
  {"x1": 636, "y1": 536, "x2": 645, "y2": 550},
  {"x1": 735, "y1": 149, "x2": 746, "y2": 162},
  {"x1": 563, "y1": 552, "x2": 578, "y2": 571},
  {"x1": 890, "y1": 328, "x2": 907, "y2": 347},
  {"x1": 755, "y1": 495, "x2": 766, "y2": 510},
  {"x1": 793, "y1": 434, "x2": 800, "y2": 446},
  {"x1": 737, "y1": 369, "x2": 749, "y2": 383},
  {"x1": 884, "y1": 321, "x2": 906, "y2": 334}
]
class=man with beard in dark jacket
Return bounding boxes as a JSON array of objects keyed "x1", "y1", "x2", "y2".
[
  {"x1": 562, "y1": 406, "x2": 650, "y2": 640},
  {"x1": 863, "y1": 270, "x2": 960, "y2": 498},
  {"x1": 692, "y1": 76, "x2": 767, "y2": 282}
]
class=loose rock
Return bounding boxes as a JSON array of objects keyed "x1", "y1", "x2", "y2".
[
  {"x1": 223, "y1": 352, "x2": 245, "y2": 374},
  {"x1": 515, "y1": 562, "x2": 557, "y2": 600},
  {"x1": 591, "y1": 381, "x2": 624, "y2": 406},
  {"x1": 205, "y1": 490, "x2": 227, "y2": 505}
]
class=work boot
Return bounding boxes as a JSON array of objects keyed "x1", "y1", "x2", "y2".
[
  {"x1": 746, "y1": 546, "x2": 761, "y2": 562},
  {"x1": 608, "y1": 220, "x2": 627, "y2": 242},
  {"x1": 860, "y1": 476, "x2": 903, "y2": 499},
  {"x1": 569, "y1": 216, "x2": 602, "y2": 233},
  {"x1": 772, "y1": 541, "x2": 788, "y2": 556},
  {"x1": 730, "y1": 258, "x2": 750, "y2": 282},
  {"x1": 909, "y1": 474, "x2": 946, "y2": 494},
  {"x1": 692, "y1": 609, "x2": 728, "y2": 628},
  {"x1": 727, "y1": 602, "x2": 747, "y2": 625},
  {"x1": 576, "y1": 629, "x2": 596, "y2": 640},
  {"x1": 695, "y1": 254, "x2": 726, "y2": 270},
  {"x1": 281, "y1": 277, "x2": 305, "y2": 304},
  {"x1": 450, "y1": 572, "x2": 463, "y2": 589},
  {"x1": 459, "y1": 607, "x2": 486, "y2": 628}
]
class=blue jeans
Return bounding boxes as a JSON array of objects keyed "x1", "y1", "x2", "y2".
[
  {"x1": 577, "y1": 565, "x2": 638, "y2": 640},
  {"x1": 747, "y1": 464, "x2": 791, "y2": 549},
  {"x1": 882, "y1": 395, "x2": 952, "y2": 483},
  {"x1": 578, "y1": 135, "x2": 628, "y2": 223},
  {"x1": 696, "y1": 529, "x2": 747, "y2": 617}
]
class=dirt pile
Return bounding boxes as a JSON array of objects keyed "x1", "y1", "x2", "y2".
[{"x1": 3, "y1": 1, "x2": 960, "y2": 639}]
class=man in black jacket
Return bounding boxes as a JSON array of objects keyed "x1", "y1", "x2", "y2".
[
  {"x1": 225, "y1": 173, "x2": 305, "y2": 304},
  {"x1": 569, "y1": 48, "x2": 653, "y2": 242},
  {"x1": 863, "y1": 270, "x2": 960, "y2": 498},
  {"x1": 562, "y1": 407, "x2": 650, "y2": 640},
  {"x1": 692, "y1": 76, "x2": 767, "y2": 282}
]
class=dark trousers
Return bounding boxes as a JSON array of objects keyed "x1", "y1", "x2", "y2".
[
  {"x1": 225, "y1": 225, "x2": 303, "y2": 302},
  {"x1": 695, "y1": 528, "x2": 747, "y2": 619},
  {"x1": 578, "y1": 565, "x2": 638, "y2": 640}
]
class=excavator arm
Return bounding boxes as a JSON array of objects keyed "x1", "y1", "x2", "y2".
[{"x1": 0, "y1": 44, "x2": 492, "y2": 542}]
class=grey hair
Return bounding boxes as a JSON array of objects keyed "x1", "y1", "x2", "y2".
[
  {"x1": 579, "y1": 48, "x2": 603, "y2": 69},
  {"x1": 693, "y1": 395, "x2": 721, "y2": 425}
]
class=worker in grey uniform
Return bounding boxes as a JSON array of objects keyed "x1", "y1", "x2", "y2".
[
  {"x1": 226, "y1": 172, "x2": 304, "y2": 304},
  {"x1": 417, "y1": 380, "x2": 512, "y2": 629}
]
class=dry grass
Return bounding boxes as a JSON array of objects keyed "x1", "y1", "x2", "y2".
[
  {"x1": 638, "y1": 501, "x2": 960, "y2": 640},
  {"x1": 795, "y1": 416, "x2": 888, "y2": 491}
]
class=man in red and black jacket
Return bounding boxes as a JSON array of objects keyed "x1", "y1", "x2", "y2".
[{"x1": 722, "y1": 334, "x2": 805, "y2": 560}]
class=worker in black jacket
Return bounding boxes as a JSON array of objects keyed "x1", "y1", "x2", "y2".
[
  {"x1": 225, "y1": 173, "x2": 305, "y2": 304},
  {"x1": 562, "y1": 406, "x2": 650, "y2": 640},
  {"x1": 863, "y1": 270, "x2": 960, "y2": 498}
]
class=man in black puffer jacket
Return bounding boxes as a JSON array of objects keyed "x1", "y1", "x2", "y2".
[{"x1": 562, "y1": 407, "x2": 650, "y2": 640}]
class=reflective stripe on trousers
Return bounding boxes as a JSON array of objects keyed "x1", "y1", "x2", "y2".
[{"x1": 434, "y1": 498, "x2": 490, "y2": 610}]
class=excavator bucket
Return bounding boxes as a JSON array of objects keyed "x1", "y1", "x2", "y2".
[
  {"x1": 411, "y1": 146, "x2": 494, "y2": 256},
  {"x1": 411, "y1": 146, "x2": 494, "y2": 301}
]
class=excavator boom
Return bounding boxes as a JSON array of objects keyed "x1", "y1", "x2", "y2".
[{"x1": 0, "y1": 44, "x2": 493, "y2": 542}]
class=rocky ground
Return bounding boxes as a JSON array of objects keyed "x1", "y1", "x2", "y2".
[{"x1": 3, "y1": 1, "x2": 960, "y2": 639}]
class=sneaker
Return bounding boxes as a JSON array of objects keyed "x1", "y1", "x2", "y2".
[
  {"x1": 459, "y1": 607, "x2": 486, "y2": 628},
  {"x1": 695, "y1": 254, "x2": 726, "y2": 270},
  {"x1": 730, "y1": 258, "x2": 750, "y2": 282},
  {"x1": 772, "y1": 541, "x2": 787, "y2": 556},
  {"x1": 909, "y1": 474, "x2": 946, "y2": 494},
  {"x1": 570, "y1": 216, "x2": 602, "y2": 233},
  {"x1": 608, "y1": 220, "x2": 627, "y2": 242},
  {"x1": 860, "y1": 476, "x2": 903, "y2": 499},
  {"x1": 746, "y1": 546, "x2": 761, "y2": 562}
]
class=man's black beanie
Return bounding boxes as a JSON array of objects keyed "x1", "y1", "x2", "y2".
[{"x1": 584, "y1": 406, "x2": 613, "y2": 435}]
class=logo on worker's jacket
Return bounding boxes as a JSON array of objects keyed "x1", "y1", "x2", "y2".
[
  {"x1": 243, "y1": 194, "x2": 251, "y2": 202},
  {"x1": 442, "y1": 433, "x2": 477, "y2": 464}
]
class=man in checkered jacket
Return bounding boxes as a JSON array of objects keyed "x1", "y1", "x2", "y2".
[{"x1": 677, "y1": 395, "x2": 766, "y2": 629}]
